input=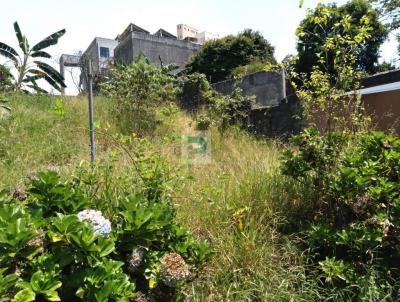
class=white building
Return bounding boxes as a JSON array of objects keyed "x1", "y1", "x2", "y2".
[{"x1": 177, "y1": 24, "x2": 218, "y2": 44}]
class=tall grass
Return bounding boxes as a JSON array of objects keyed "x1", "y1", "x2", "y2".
[
  {"x1": 0, "y1": 93, "x2": 114, "y2": 188},
  {"x1": 1, "y1": 93, "x2": 342, "y2": 301}
]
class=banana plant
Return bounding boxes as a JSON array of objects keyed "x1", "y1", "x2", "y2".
[{"x1": 0, "y1": 21, "x2": 66, "y2": 93}]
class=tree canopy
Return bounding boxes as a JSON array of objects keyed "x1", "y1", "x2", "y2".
[
  {"x1": 185, "y1": 29, "x2": 276, "y2": 83},
  {"x1": 295, "y1": 0, "x2": 388, "y2": 76}
]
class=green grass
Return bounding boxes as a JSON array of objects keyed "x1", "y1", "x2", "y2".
[
  {"x1": 0, "y1": 93, "x2": 336, "y2": 301},
  {"x1": 0, "y1": 93, "x2": 114, "y2": 188}
]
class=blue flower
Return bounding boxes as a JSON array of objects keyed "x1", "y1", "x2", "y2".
[{"x1": 77, "y1": 209, "x2": 112, "y2": 237}]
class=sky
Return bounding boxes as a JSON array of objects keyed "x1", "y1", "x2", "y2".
[{"x1": 1, "y1": 0, "x2": 398, "y2": 95}]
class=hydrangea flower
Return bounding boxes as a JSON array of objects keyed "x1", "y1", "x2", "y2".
[
  {"x1": 159, "y1": 252, "x2": 190, "y2": 287},
  {"x1": 77, "y1": 209, "x2": 112, "y2": 237},
  {"x1": 27, "y1": 228, "x2": 44, "y2": 248},
  {"x1": 128, "y1": 247, "x2": 144, "y2": 272}
]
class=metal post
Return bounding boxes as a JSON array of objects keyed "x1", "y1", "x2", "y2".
[
  {"x1": 87, "y1": 59, "x2": 95, "y2": 163},
  {"x1": 59, "y1": 56, "x2": 65, "y2": 95}
]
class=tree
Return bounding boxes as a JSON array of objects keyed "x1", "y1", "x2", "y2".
[
  {"x1": 295, "y1": 0, "x2": 388, "y2": 77},
  {"x1": 369, "y1": 0, "x2": 400, "y2": 60},
  {"x1": 290, "y1": 4, "x2": 375, "y2": 133},
  {"x1": 185, "y1": 29, "x2": 276, "y2": 83},
  {"x1": 0, "y1": 22, "x2": 66, "y2": 93},
  {"x1": 369, "y1": 0, "x2": 400, "y2": 30}
]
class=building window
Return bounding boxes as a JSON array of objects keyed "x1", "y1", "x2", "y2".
[{"x1": 100, "y1": 47, "x2": 110, "y2": 58}]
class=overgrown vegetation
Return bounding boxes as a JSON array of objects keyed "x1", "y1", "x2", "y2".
[
  {"x1": 1, "y1": 0, "x2": 400, "y2": 300},
  {"x1": 101, "y1": 55, "x2": 178, "y2": 135},
  {"x1": 0, "y1": 156, "x2": 210, "y2": 301}
]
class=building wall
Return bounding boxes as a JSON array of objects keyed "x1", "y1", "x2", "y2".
[
  {"x1": 177, "y1": 24, "x2": 198, "y2": 40},
  {"x1": 114, "y1": 32, "x2": 199, "y2": 67},
  {"x1": 196, "y1": 31, "x2": 218, "y2": 44},
  {"x1": 363, "y1": 90, "x2": 400, "y2": 134},
  {"x1": 212, "y1": 71, "x2": 286, "y2": 107},
  {"x1": 82, "y1": 39, "x2": 99, "y2": 72},
  {"x1": 82, "y1": 37, "x2": 118, "y2": 74},
  {"x1": 95, "y1": 38, "x2": 118, "y2": 70},
  {"x1": 249, "y1": 95, "x2": 305, "y2": 138}
]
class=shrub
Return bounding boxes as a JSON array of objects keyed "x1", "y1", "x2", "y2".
[
  {"x1": 177, "y1": 73, "x2": 215, "y2": 111},
  {"x1": 281, "y1": 129, "x2": 400, "y2": 299},
  {"x1": 0, "y1": 65, "x2": 13, "y2": 91},
  {"x1": 0, "y1": 150, "x2": 211, "y2": 301},
  {"x1": 101, "y1": 55, "x2": 178, "y2": 135}
]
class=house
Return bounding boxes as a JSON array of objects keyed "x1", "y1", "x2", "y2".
[
  {"x1": 114, "y1": 23, "x2": 199, "y2": 67},
  {"x1": 360, "y1": 69, "x2": 400, "y2": 134},
  {"x1": 59, "y1": 23, "x2": 206, "y2": 93},
  {"x1": 177, "y1": 24, "x2": 218, "y2": 44},
  {"x1": 176, "y1": 24, "x2": 219, "y2": 44}
]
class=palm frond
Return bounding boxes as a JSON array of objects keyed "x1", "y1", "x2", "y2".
[
  {"x1": 0, "y1": 42, "x2": 19, "y2": 64},
  {"x1": 34, "y1": 61, "x2": 66, "y2": 88},
  {"x1": 32, "y1": 29, "x2": 66, "y2": 52},
  {"x1": 13, "y1": 22, "x2": 29, "y2": 54},
  {"x1": 31, "y1": 51, "x2": 51, "y2": 59}
]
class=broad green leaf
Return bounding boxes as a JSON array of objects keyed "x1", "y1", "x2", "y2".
[
  {"x1": 31, "y1": 51, "x2": 51, "y2": 58},
  {"x1": 34, "y1": 61, "x2": 66, "y2": 88},
  {"x1": 13, "y1": 22, "x2": 28, "y2": 55},
  {"x1": 0, "y1": 42, "x2": 19, "y2": 64},
  {"x1": 13, "y1": 288, "x2": 36, "y2": 302},
  {"x1": 31, "y1": 29, "x2": 66, "y2": 52}
]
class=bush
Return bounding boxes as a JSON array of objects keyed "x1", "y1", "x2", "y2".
[
  {"x1": 0, "y1": 143, "x2": 211, "y2": 301},
  {"x1": 185, "y1": 29, "x2": 276, "y2": 83},
  {"x1": 281, "y1": 129, "x2": 400, "y2": 299},
  {"x1": 177, "y1": 73, "x2": 215, "y2": 111},
  {"x1": 0, "y1": 65, "x2": 13, "y2": 91},
  {"x1": 101, "y1": 55, "x2": 178, "y2": 135}
]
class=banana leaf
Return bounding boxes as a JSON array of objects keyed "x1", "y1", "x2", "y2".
[
  {"x1": 31, "y1": 51, "x2": 51, "y2": 59},
  {"x1": 31, "y1": 29, "x2": 66, "y2": 52},
  {"x1": 0, "y1": 42, "x2": 19, "y2": 64},
  {"x1": 34, "y1": 61, "x2": 66, "y2": 88},
  {"x1": 13, "y1": 22, "x2": 28, "y2": 54}
]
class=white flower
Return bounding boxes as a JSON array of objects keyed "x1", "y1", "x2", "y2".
[{"x1": 77, "y1": 209, "x2": 112, "y2": 237}]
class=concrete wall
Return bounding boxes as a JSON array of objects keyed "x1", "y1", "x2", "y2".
[
  {"x1": 114, "y1": 32, "x2": 199, "y2": 67},
  {"x1": 249, "y1": 95, "x2": 305, "y2": 138},
  {"x1": 82, "y1": 37, "x2": 118, "y2": 73},
  {"x1": 95, "y1": 38, "x2": 118, "y2": 70},
  {"x1": 212, "y1": 71, "x2": 286, "y2": 107}
]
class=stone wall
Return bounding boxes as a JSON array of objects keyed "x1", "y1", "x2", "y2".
[
  {"x1": 212, "y1": 71, "x2": 304, "y2": 137},
  {"x1": 248, "y1": 95, "x2": 305, "y2": 138},
  {"x1": 114, "y1": 32, "x2": 199, "y2": 67},
  {"x1": 212, "y1": 71, "x2": 286, "y2": 107}
]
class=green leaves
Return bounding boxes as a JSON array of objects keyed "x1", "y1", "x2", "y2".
[
  {"x1": 0, "y1": 268, "x2": 18, "y2": 296},
  {"x1": 0, "y1": 42, "x2": 19, "y2": 64},
  {"x1": 13, "y1": 22, "x2": 28, "y2": 55},
  {"x1": 0, "y1": 21, "x2": 66, "y2": 93},
  {"x1": 50, "y1": 99, "x2": 65, "y2": 117},
  {"x1": 34, "y1": 61, "x2": 66, "y2": 92},
  {"x1": 0, "y1": 204, "x2": 38, "y2": 264},
  {"x1": 15, "y1": 271, "x2": 62, "y2": 301},
  {"x1": 0, "y1": 164, "x2": 209, "y2": 300},
  {"x1": 77, "y1": 260, "x2": 135, "y2": 302},
  {"x1": 31, "y1": 29, "x2": 66, "y2": 52}
]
